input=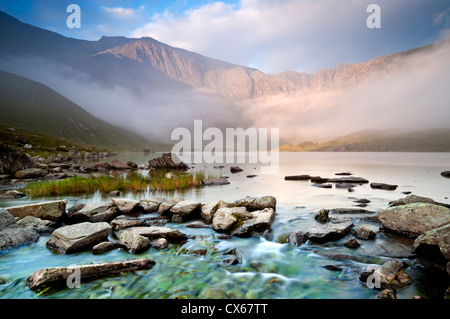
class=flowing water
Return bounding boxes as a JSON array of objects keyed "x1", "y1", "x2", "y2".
[{"x1": 1, "y1": 152, "x2": 449, "y2": 299}]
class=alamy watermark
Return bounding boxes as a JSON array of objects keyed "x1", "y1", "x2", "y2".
[
  {"x1": 66, "y1": 4, "x2": 81, "y2": 29},
  {"x1": 66, "y1": 265, "x2": 81, "y2": 289},
  {"x1": 171, "y1": 120, "x2": 279, "y2": 174},
  {"x1": 367, "y1": 4, "x2": 381, "y2": 29}
]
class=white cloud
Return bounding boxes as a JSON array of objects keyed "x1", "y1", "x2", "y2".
[{"x1": 102, "y1": 6, "x2": 139, "y2": 20}]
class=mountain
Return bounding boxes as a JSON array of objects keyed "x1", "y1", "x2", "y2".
[
  {"x1": 0, "y1": 70, "x2": 168, "y2": 151},
  {"x1": 0, "y1": 10, "x2": 444, "y2": 101},
  {"x1": 279, "y1": 129, "x2": 450, "y2": 152}
]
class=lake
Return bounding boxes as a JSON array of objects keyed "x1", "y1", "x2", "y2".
[{"x1": 1, "y1": 152, "x2": 449, "y2": 299}]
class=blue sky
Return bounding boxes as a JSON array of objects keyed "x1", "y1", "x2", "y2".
[{"x1": 0, "y1": 0, "x2": 449, "y2": 73}]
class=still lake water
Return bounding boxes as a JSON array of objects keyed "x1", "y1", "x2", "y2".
[{"x1": 0, "y1": 152, "x2": 449, "y2": 299}]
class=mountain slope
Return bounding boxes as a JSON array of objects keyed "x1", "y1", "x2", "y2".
[
  {"x1": 279, "y1": 129, "x2": 450, "y2": 152},
  {"x1": 0, "y1": 70, "x2": 167, "y2": 151}
]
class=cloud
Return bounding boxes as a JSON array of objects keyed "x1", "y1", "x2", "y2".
[
  {"x1": 131, "y1": 0, "x2": 450, "y2": 74},
  {"x1": 102, "y1": 6, "x2": 138, "y2": 20}
]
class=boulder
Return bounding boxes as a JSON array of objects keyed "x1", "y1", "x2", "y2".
[
  {"x1": 184, "y1": 221, "x2": 211, "y2": 229},
  {"x1": 370, "y1": 183, "x2": 397, "y2": 190},
  {"x1": 111, "y1": 198, "x2": 140, "y2": 214},
  {"x1": 325, "y1": 176, "x2": 369, "y2": 183},
  {"x1": 389, "y1": 195, "x2": 450, "y2": 209},
  {"x1": 17, "y1": 216, "x2": 57, "y2": 234},
  {"x1": 288, "y1": 231, "x2": 307, "y2": 246},
  {"x1": 376, "y1": 289, "x2": 397, "y2": 299},
  {"x1": 378, "y1": 203, "x2": 450, "y2": 238},
  {"x1": 230, "y1": 166, "x2": 244, "y2": 173},
  {"x1": 158, "y1": 198, "x2": 182, "y2": 216},
  {"x1": 0, "y1": 142, "x2": 36, "y2": 176},
  {"x1": 284, "y1": 175, "x2": 311, "y2": 181},
  {"x1": 27, "y1": 259, "x2": 155, "y2": 290},
  {"x1": 110, "y1": 216, "x2": 149, "y2": 230},
  {"x1": 0, "y1": 208, "x2": 39, "y2": 252},
  {"x1": 149, "y1": 238, "x2": 169, "y2": 250},
  {"x1": 67, "y1": 202, "x2": 119, "y2": 223},
  {"x1": 200, "y1": 202, "x2": 218, "y2": 224},
  {"x1": 353, "y1": 227, "x2": 377, "y2": 240},
  {"x1": 127, "y1": 161, "x2": 138, "y2": 169},
  {"x1": 230, "y1": 208, "x2": 276, "y2": 237},
  {"x1": 43, "y1": 173, "x2": 68, "y2": 180},
  {"x1": 5, "y1": 200, "x2": 66, "y2": 222},
  {"x1": 335, "y1": 183, "x2": 357, "y2": 189},
  {"x1": 212, "y1": 207, "x2": 244, "y2": 232},
  {"x1": 139, "y1": 198, "x2": 166, "y2": 213},
  {"x1": 116, "y1": 229, "x2": 151, "y2": 253},
  {"x1": 92, "y1": 241, "x2": 125, "y2": 254},
  {"x1": 441, "y1": 171, "x2": 450, "y2": 178},
  {"x1": 314, "y1": 209, "x2": 330, "y2": 223},
  {"x1": 148, "y1": 153, "x2": 189, "y2": 170},
  {"x1": 234, "y1": 196, "x2": 276, "y2": 212},
  {"x1": 0, "y1": 190, "x2": 26, "y2": 199},
  {"x1": 344, "y1": 238, "x2": 360, "y2": 248},
  {"x1": 118, "y1": 226, "x2": 187, "y2": 243},
  {"x1": 306, "y1": 217, "x2": 353, "y2": 243},
  {"x1": 202, "y1": 178, "x2": 230, "y2": 186},
  {"x1": 111, "y1": 160, "x2": 128, "y2": 170},
  {"x1": 14, "y1": 168, "x2": 48, "y2": 179},
  {"x1": 335, "y1": 172, "x2": 353, "y2": 176},
  {"x1": 413, "y1": 224, "x2": 450, "y2": 261},
  {"x1": 46, "y1": 222, "x2": 112, "y2": 254},
  {"x1": 170, "y1": 200, "x2": 201, "y2": 221},
  {"x1": 359, "y1": 260, "x2": 414, "y2": 290}
]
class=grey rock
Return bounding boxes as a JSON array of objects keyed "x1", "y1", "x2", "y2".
[
  {"x1": 314, "y1": 209, "x2": 330, "y2": 223},
  {"x1": 184, "y1": 221, "x2": 211, "y2": 228},
  {"x1": 230, "y1": 208, "x2": 276, "y2": 237},
  {"x1": 170, "y1": 200, "x2": 201, "y2": 220},
  {"x1": 234, "y1": 196, "x2": 276, "y2": 212},
  {"x1": 111, "y1": 198, "x2": 140, "y2": 214},
  {"x1": 370, "y1": 182, "x2": 397, "y2": 190},
  {"x1": 110, "y1": 217, "x2": 148, "y2": 230},
  {"x1": 67, "y1": 202, "x2": 119, "y2": 223},
  {"x1": 0, "y1": 190, "x2": 26, "y2": 199},
  {"x1": 17, "y1": 216, "x2": 56, "y2": 234},
  {"x1": 111, "y1": 159, "x2": 128, "y2": 170},
  {"x1": 148, "y1": 153, "x2": 189, "y2": 170},
  {"x1": 0, "y1": 208, "x2": 39, "y2": 252},
  {"x1": 230, "y1": 166, "x2": 244, "y2": 173},
  {"x1": 376, "y1": 289, "x2": 397, "y2": 299},
  {"x1": 288, "y1": 231, "x2": 307, "y2": 246},
  {"x1": 325, "y1": 176, "x2": 369, "y2": 183},
  {"x1": 212, "y1": 207, "x2": 243, "y2": 232},
  {"x1": 360, "y1": 260, "x2": 414, "y2": 290},
  {"x1": 158, "y1": 198, "x2": 182, "y2": 216},
  {"x1": 116, "y1": 229, "x2": 151, "y2": 253},
  {"x1": 389, "y1": 195, "x2": 450, "y2": 209},
  {"x1": 284, "y1": 175, "x2": 311, "y2": 180},
  {"x1": 92, "y1": 241, "x2": 125, "y2": 254},
  {"x1": 46, "y1": 222, "x2": 112, "y2": 254},
  {"x1": 344, "y1": 238, "x2": 360, "y2": 248},
  {"x1": 0, "y1": 142, "x2": 36, "y2": 176},
  {"x1": 353, "y1": 227, "x2": 376, "y2": 240},
  {"x1": 149, "y1": 238, "x2": 169, "y2": 250},
  {"x1": 200, "y1": 202, "x2": 218, "y2": 224},
  {"x1": 413, "y1": 224, "x2": 450, "y2": 261},
  {"x1": 312, "y1": 183, "x2": 332, "y2": 188},
  {"x1": 5, "y1": 200, "x2": 66, "y2": 222},
  {"x1": 202, "y1": 178, "x2": 230, "y2": 186},
  {"x1": 14, "y1": 168, "x2": 48, "y2": 179},
  {"x1": 306, "y1": 217, "x2": 353, "y2": 243},
  {"x1": 139, "y1": 197, "x2": 166, "y2": 213}
]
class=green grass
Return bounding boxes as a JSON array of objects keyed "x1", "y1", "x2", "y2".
[{"x1": 23, "y1": 170, "x2": 221, "y2": 197}]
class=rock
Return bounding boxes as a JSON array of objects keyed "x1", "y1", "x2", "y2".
[
  {"x1": 118, "y1": 226, "x2": 188, "y2": 243},
  {"x1": 413, "y1": 224, "x2": 450, "y2": 261},
  {"x1": 288, "y1": 231, "x2": 307, "y2": 246},
  {"x1": 5, "y1": 200, "x2": 66, "y2": 222},
  {"x1": 376, "y1": 289, "x2": 397, "y2": 299},
  {"x1": 335, "y1": 172, "x2": 353, "y2": 176},
  {"x1": 148, "y1": 153, "x2": 189, "y2": 170},
  {"x1": 441, "y1": 171, "x2": 450, "y2": 178},
  {"x1": 127, "y1": 161, "x2": 138, "y2": 169},
  {"x1": 116, "y1": 229, "x2": 151, "y2": 253},
  {"x1": 43, "y1": 173, "x2": 68, "y2": 180},
  {"x1": 158, "y1": 198, "x2": 182, "y2": 216},
  {"x1": 170, "y1": 200, "x2": 201, "y2": 221},
  {"x1": 14, "y1": 168, "x2": 48, "y2": 179},
  {"x1": 149, "y1": 238, "x2": 169, "y2": 250},
  {"x1": 314, "y1": 209, "x2": 330, "y2": 223},
  {"x1": 212, "y1": 207, "x2": 244, "y2": 232},
  {"x1": 200, "y1": 202, "x2": 218, "y2": 224},
  {"x1": 378, "y1": 203, "x2": 450, "y2": 238},
  {"x1": 389, "y1": 195, "x2": 450, "y2": 208},
  {"x1": 354, "y1": 198, "x2": 371, "y2": 204},
  {"x1": 447, "y1": 262, "x2": 450, "y2": 276},
  {"x1": 17, "y1": 216, "x2": 56, "y2": 234},
  {"x1": 111, "y1": 198, "x2": 140, "y2": 214},
  {"x1": 139, "y1": 198, "x2": 166, "y2": 213},
  {"x1": 284, "y1": 175, "x2": 311, "y2": 181},
  {"x1": 202, "y1": 178, "x2": 230, "y2": 186},
  {"x1": 310, "y1": 176, "x2": 328, "y2": 183},
  {"x1": 230, "y1": 208, "x2": 276, "y2": 237},
  {"x1": 330, "y1": 208, "x2": 376, "y2": 214},
  {"x1": 92, "y1": 241, "x2": 125, "y2": 254},
  {"x1": 67, "y1": 202, "x2": 119, "y2": 223},
  {"x1": 344, "y1": 238, "x2": 360, "y2": 248},
  {"x1": 27, "y1": 259, "x2": 155, "y2": 290},
  {"x1": 335, "y1": 183, "x2": 357, "y2": 189},
  {"x1": 0, "y1": 208, "x2": 39, "y2": 252},
  {"x1": 360, "y1": 260, "x2": 414, "y2": 290},
  {"x1": 184, "y1": 221, "x2": 211, "y2": 228},
  {"x1": 111, "y1": 160, "x2": 128, "y2": 170},
  {"x1": 234, "y1": 196, "x2": 276, "y2": 212},
  {"x1": 46, "y1": 222, "x2": 112, "y2": 254},
  {"x1": 87, "y1": 162, "x2": 113, "y2": 171},
  {"x1": 370, "y1": 183, "x2": 398, "y2": 190},
  {"x1": 306, "y1": 217, "x2": 354, "y2": 244},
  {"x1": 230, "y1": 166, "x2": 244, "y2": 173},
  {"x1": 353, "y1": 227, "x2": 376, "y2": 240},
  {"x1": 67, "y1": 203, "x2": 85, "y2": 215},
  {"x1": 0, "y1": 142, "x2": 36, "y2": 176},
  {"x1": 246, "y1": 174, "x2": 257, "y2": 178},
  {"x1": 325, "y1": 176, "x2": 369, "y2": 184},
  {"x1": 0, "y1": 190, "x2": 26, "y2": 199},
  {"x1": 107, "y1": 191, "x2": 121, "y2": 197},
  {"x1": 110, "y1": 217, "x2": 148, "y2": 230},
  {"x1": 312, "y1": 183, "x2": 332, "y2": 188}
]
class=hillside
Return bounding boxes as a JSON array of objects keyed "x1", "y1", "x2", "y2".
[
  {"x1": 0, "y1": 70, "x2": 169, "y2": 152},
  {"x1": 279, "y1": 129, "x2": 450, "y2": 152}
]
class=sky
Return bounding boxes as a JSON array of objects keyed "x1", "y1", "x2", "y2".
[{"x1": 0, "y1": 0, "x2": 449, "y2": 74}]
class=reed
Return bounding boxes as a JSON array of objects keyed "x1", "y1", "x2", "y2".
[{"x1": 23, "y1": 170, "x2": 219, "y2": 197}]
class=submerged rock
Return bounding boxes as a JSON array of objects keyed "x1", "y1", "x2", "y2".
[
  {"x1": 378, "y1": 203, "x2": 450, "y2": 238},
  {"x1": 306, "y1": 217, "x2": 353, "y2": 244},
  {"x1": 288, "y1": 231, "x2": 307, "y2": 246},
  {"x1": 0, "y1": 208, "x2": 39, "y2": 252},
  {"x1": 230, "y1": 166, "x2": 244, "y2": 173},
  {"x1": 46, "y1": 222, "x2": 112, "y2": 254},
  {"x1": 370, "y1": 183, "x2": 398, "y2": 190},
  {"x1": 344, "y1": 238, "x2": 360, "y2": 248},
  {"x1": 0, "y1": 190, "x2": 26, "y2": 199},
  {"x1": 110, "y1": 216, "x2": 149, "y2": 230},
  {"x1": 325, "y1": 176, "x2": 369, "y2": 184},
  {"x1": 353, "y1": 227, "x2": 376, "y2": 240},
  {"x1": 5, "y1": 200, "x2": 66, "y2": 222},
  {"x1": 27, "y1": 259, "x2": 155, "y2": 290},
  {"x1": 312, "y1": 183, "x2": 332, "y2": 188},
  {"x1": 440, "y1": 171, "x2": 450, "y2": 178},
  {"x1": 284, "y1": 175, "x2": 311, "y2": 181},
  {"x1": 148, "y1": 153, "x2": 189, "y2": 170},
  {"x1": 202, "y1": 178, "x2": 230, "y2": 186}
]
